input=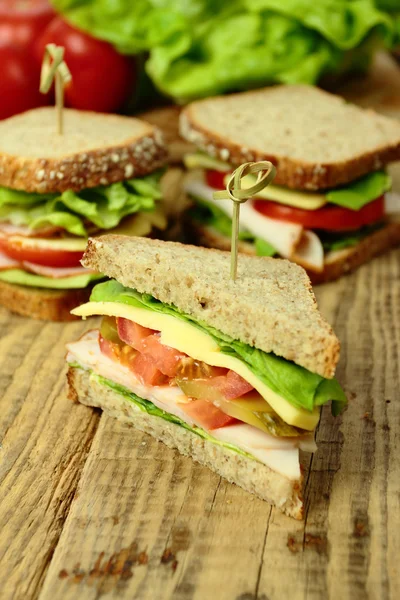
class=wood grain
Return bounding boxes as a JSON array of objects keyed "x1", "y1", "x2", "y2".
[{"x1": 0, "y1": 314, "x2": 100, "y2": 599}]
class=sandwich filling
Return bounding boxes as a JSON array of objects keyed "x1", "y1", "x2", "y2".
[
  {"x1": 0, "y1": 172, "x2": 165, "y2": 289},
  {"x1": 67, "y1": 280, "x2": 347, "y2": 481},
  {"x1": 183, "y1": 153, "x2": 394, "y2": 273}
]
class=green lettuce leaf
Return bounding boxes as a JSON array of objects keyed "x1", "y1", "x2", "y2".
[
  {"x1": 50, "y1": 0, "x2": 395, "y2": 101},
  {"x1": 0, "y1": 269, "x2": 103, "y2": 289},
  {"x1": 254, "y1": 238, "x2": 276, "y2": 257},
  {"x1": 90, "y1": 280, "x2": 347, "y2": 415},
  {"x1": 326, "y1": 171, "x2": 391, "y2": 211},
  {"x1": 189, "y1": 195, "x2": 253, "y2": 241},
  {"x1": 0, "y1": 171, "x2": 162, "y2": 236},
  {"x1": 0, "y1": 187, "x2": 54, "y2": 206},
  {"x1": 189, "y1": 195, "x2": 277, "y2": 257},
  {"x1": 320, "y1": 223, "x2": 384, "y2": 251}
]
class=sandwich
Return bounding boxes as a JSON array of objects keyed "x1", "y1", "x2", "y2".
[
  {"x1": 66, "y1": 235, "x2": 347, "y2": 519},
  {"x1": 180, "y1": 85, "x2": 400, "y2": 283},
  {"x1": 0, "y1": 107, "x2": 168, "y2": 320}
]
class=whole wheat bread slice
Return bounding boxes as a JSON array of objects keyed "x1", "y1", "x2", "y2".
[
  {"x1": 189, "y1": 220, "x2": 400, "y2": 284},
  {"x1": 67, "y1": 366, "x2": 303, "y2": 519},
  {"x1": 81, "y1": 235, "x2": 340, "y2": 378},
  {"x1": 0, "y1": 280, "x2": 92, "y2": 321},
  {"x1": 0, "y1": 107, "x2": 167, "y2": 194},
  {"x1": 180, "y1": 85, "x2": 400, "y2": 190}
]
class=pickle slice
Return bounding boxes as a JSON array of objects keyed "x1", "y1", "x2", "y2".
[
  {"x1": 176, "y1": 380, "x2": 305, "y2": 437},
  {"x1": 100, "y1": 316, "x2": 121, "y2": 344},
  {"x1": 218, "y1": 395, "x2": 306, "y2": 437}
]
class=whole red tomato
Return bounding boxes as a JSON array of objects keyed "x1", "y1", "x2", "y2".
[
  {"x1": 0, "y1": 0, "x2": 55, "y2": 53},
  {"x1": 0, "y1": 47, "x2": 46, "y2": 120},
  {"x1": 35, "y1": 18, "x2": 135, "y2": 113}
]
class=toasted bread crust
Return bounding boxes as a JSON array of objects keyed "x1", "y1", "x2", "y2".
[
  {"x1": 312, "y1": 221, "x2": 400, "y2": 283},
  {"x1": 189, "y1": 220, "x2": 400, "y2": 284},
  {"x1": 67, "y1": 365, "x2": 304, "y2": 519},
  {"x1": 0, "y1": 108, "x2": 168, "y2": 193},
  {"x1": 180, "y1": 86, "x2": 400, "y2": 190},
  {"x1": 0, "y1": 280, "x2": 91, "y2": 321}
]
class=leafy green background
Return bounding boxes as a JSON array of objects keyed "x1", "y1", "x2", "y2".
[{"x1": 51, "y1": 0, "x2": 396, "y2": 101}]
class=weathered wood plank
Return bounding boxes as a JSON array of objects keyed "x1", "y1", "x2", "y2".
[
  {"x1": 0, "y1": 315, "x2": 100, "y2": 600},
  {"x1": 38, "y1": 410, "x2": 273, "y2": 600}
]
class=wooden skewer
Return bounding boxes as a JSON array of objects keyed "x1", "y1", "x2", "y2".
[{"x1": 213, "y1": 161, "x2": 276, "y2": 281}]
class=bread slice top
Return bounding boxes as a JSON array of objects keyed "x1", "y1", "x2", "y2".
[
  {"x1": 180, "y1": 85, "x2": 400, "y2": 190},
  {"x1": 0, "y1": 107, "x2": 167, "y2": 193},
  {"x1": 82, "y1": 235, "x2": 340, "y2": 378}
]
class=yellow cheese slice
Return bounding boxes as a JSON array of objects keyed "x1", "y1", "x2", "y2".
[
  {"x1": 224, "y1": 174, "x2": 326, "y2": 210},
  {"x1": 183, "y1": 153, "x2": 231, "y2": 172},
  {"x1": 72, "y1": 301, "x2": 320, "y2": 431},
  {"x1": 182, "y1": 152, "x2": 326, "y2": 210}
]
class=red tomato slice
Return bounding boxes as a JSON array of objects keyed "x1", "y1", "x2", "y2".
[
  {"x1": 141, "y1": 334, "x2": 186, "y2": 377},
  {"x1": 210, "y1": 371, "x2": 254, "y2": 400},
  {"x1": 99, "y1": 331, "x2": 167, "y2": 385},
  {"x1": 99, "y1": 334, "x2": 121, "y2": 363},
  {"x1": 117, "y1": 318, "x2": 186, "y2": 377},
  {"x1": 117, "y1": 318, "x2": 156, "y2": 352},
  {"x1": 205, "y1": 169, "x2": 227, "y2": 190},
  {"x1": 129, "y1": 352, "x2": 168, "y2": 386},
  {"x1": 181, "y1": 398, "x2": 238, "y2": 430},
  {"x1": 0, "y1": 238, "x2": 83, "y2": 267},
  {"x1": 205, "y1": 169, "x2": 385, "y2": 232},
  {"x1": 253, "y1": 196, "x2": 385, "y2": 231}
]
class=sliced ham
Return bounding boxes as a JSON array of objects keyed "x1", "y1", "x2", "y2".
[
  {"x1": 184, "y1": 178, "x2": 325, "y2": 272},
  {"x1": 385, "y1": 192, "x2": 400, "y2": 216},
  {"x1": 291, "y1": 230, "x2": 324, "y2": 273},
  {"x1": 21, "y1": 261, "x2": 92, "y2": 278},
  {"x1": 0, "y1": 250, "x2": 20, "y2": 270},
  {"x1": 185, "y1": 179, "x2": 303, "y2": 257},
  {"x1": 0, "y1": 223, "x2": 63, "y2": 238}
]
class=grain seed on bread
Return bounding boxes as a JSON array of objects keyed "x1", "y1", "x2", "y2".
[{"x1": 0, "y1": 108, "x2": 167, "y2": 193}]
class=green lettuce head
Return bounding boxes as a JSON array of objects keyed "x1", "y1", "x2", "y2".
[{"x1": 51, "y1": 0, "x2": 396, "y2": 101}]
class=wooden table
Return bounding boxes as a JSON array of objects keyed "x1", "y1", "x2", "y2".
[{"x1": 2, "y1": 57, "x2": 400, "y2": 600}]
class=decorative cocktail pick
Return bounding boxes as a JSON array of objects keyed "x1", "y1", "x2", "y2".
[
  {"x1": 213, "y1": 161, "x2": 276, "y2": 280},
  {"x1": 40, "y1": 44, "x2": 72, "y2": 135}
]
